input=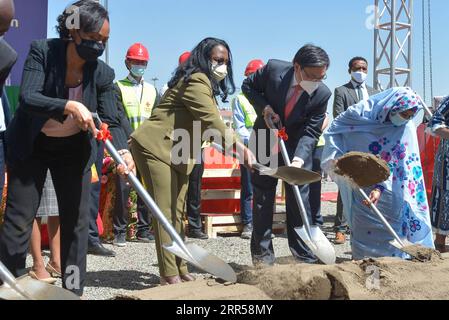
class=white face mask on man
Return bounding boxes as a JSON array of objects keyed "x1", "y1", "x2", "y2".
[
  {"x1": 211, "y1": 62, "x2": 228, "y2": 82},
  {"x1": 351, "y1": 71, "x2": 368, "y2": 84},
  {"x1": 298, "y1": 69, "x2": 321, "y2": 96}
]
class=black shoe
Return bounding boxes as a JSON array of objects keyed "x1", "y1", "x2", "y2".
[
  {"x1": 87, "y1": 244, "x2": 116, "y2": 257},
  {"x1": 135, "y1": 230, "x2": 155, "y2": 243},
  {"x1": 187, "y1": 229, "x2": 208, "y2": 240}
]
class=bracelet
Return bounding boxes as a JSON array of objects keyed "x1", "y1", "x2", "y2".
[{"x1": 118, "y1": 149, "x2": 131, "y2": 157}]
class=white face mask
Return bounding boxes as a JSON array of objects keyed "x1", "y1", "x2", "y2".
[
  {"x1": 211, "y1": 63, "x2": 228, "y2": 82},
  {"x1": 389, "y1": 112, "x2": 410, "y2": 127},
  {"x1": 298, "y1": 69, "x2": 321, "y2": 96},
  {"x1": 351, "y1": 71, "x2": 368, "y2": 84}
]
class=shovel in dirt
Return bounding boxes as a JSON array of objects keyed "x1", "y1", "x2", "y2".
[
  {"x1": 92, "y1": 114, "x2": 236, "y2": 283},
  {"x1": 263, "y1": 119, "x2": 336, "y2": 265},
  {"x1": 274, "y1": 130, "x2": 336, "y2": 265},
  {"x1": 333, "y1": 152, "x2": 438, "y2": 261},
  {"x1": 210, "y1": 142, "x2": 321, "y2": 186},
  {"x1": 0, "y1": 261, "x2": 79, "y2": 300}
]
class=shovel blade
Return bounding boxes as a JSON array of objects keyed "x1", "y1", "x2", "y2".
[
  {"x1": 263, "y1": 167, "x2": 321, "y2": 186},
  {"x1": 0, "y1": 276, "x2": 80, "y2": 300},
  {"x1": 295, "y1": 226, "x2": 336, "y2": 265},
  {"x1": 163, "y1": 243, "x2": 237, "y2": 283}
]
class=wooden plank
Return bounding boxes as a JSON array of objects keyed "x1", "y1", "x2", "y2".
[
  {"x1": 202, "y1": 169, "x2": 241, "y2": 178},
  {"x1": 201, "y1": 189, "x2": 241, "y2": 200}
]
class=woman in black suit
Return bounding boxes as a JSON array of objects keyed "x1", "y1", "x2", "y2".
[{"x1": 0, "y1": 0, "x2": 134, "y2": 297}]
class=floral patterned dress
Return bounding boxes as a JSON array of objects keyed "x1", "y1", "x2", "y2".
[
  {"x1": 323, "y1": 87, "x2": 434, "y2": 260},
  {"x1": 429, "y1": 96, "x2": 449, "y2": 235}
]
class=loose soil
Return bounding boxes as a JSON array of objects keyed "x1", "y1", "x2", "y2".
[
  {"x1": 117, "y1": 254, "x2": 449, "y2": 300},
  {"x1": 334, "y1": 152, "x2": 390, "y2": 187}
]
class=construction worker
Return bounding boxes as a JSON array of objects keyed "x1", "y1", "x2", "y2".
[
  {"x1": 113, "y1": 43, "x2": 159, "y2": 246},
  {"x1": 231, "y1": 59, "x2": 264, "y2": 239}
]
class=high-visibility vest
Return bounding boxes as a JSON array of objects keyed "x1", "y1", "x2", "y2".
[
  {"x1": 116, "y1": 78, "x2": 157, "y2": 130},
  {"x1": 236, "y1": 93, "x2": 258, "y2": 129}
]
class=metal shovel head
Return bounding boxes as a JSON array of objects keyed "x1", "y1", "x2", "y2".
[
  {"x1": 164, "y1": 243, "x2": 237, "y2": 283},
  {"x1": 0, "y1": 276, "x2": 80, "y2": 300},
  {"x1": 261, "y1": 166, "x2": 322, "y2": 186},
  {"x1": 295, "y1": 226, "x2": 336, "y2": 265}
]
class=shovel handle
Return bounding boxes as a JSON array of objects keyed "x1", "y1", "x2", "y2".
[
  {"x1": 91, "y1": 114, "x2": 193, "y2": 260},
  {"x1": 358, "y1": 188, "x2": 405, "y2": 247}
]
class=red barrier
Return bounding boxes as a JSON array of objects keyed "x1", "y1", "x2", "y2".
[{"x1": 417, "y1": 123, "x2": 440, "y2": 201}]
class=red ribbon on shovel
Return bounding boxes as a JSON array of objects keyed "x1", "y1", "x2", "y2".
[
  {"x1": 96, "y1": 123, "x2": 113, "y2": 142},
  {"x1": 277, "y1": 127, "x2": 289, "y2": 141}
]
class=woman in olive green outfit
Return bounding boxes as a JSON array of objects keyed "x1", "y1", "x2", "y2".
[{"x1": 131, "y1": 38, "x2": 254, "y2": 285}]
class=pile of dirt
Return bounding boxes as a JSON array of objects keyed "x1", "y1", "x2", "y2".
[
  {"x1": 402, "y1": 245, "x2": 442, "y2": 262},
  {"x1": 116, "y1": 254, "x2": 449, "y2": 300},
  {"x1": 334, "y1": 152, "x2": 390, "y2": 187}
]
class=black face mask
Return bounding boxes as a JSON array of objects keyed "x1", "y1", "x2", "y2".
[
  {"x1": 0, "y1": 39, "x2": 18, "y2": 89},
  {"x1": 75, "y1": 38, "x2": 105, "y2": 62}
]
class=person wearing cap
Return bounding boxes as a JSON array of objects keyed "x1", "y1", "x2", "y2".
[
  {"x1": 112, "y1": 43, "x2": 159, "y2": 246},
  {"x1": 231, "y1": 59, "x2": 264, "y2": 239}
]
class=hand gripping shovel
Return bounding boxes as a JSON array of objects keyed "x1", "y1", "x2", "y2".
[
  {"x1": 92, "y1": 114, "x2": 236, "y2": 283},
  {"x1": 0, "y1": 261, "x2": 79, "y2": 300},
  {"x1": 209, "y1": 143, "x2": 321, "y2": 186},
  {"x1": 268, "y1": 120, "x2": 336, "y2": 265},
  {"x1": 333, "y1": 152, "x2": 437, "y2": 261}
]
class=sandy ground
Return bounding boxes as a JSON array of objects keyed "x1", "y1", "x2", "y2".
[{"x1": 18, "y1": 181, "x2": 448, "y2": 300}]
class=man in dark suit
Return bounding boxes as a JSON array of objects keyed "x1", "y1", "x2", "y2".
[
  {"x1": 332, "y1": 56, "x2": 378, "y2": 244},
  {"x1": 0, "y1": 0, "x2": 17, "y2": 201},
  {"x1": 242, "y1": 45, "x2": 332, "y2": 265}
]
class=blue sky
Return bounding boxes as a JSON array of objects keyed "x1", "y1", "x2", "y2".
[{"x1": 47, "y1": 0, "x2": 448, "y2": 111}]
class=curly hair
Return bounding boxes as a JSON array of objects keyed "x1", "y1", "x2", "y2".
[{"x1": 167, "y1": 37, "x2": 236, "y2": 102}]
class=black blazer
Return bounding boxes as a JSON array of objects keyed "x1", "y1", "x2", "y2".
[
  {"x1": 333, "y1": 81, "x2": 379, "y2": 118},
  {"x1": 5, "y1": 39, "x2": 128, "y2": 169},
  {"x1": 242, "y1": 59, "x2": 332, "y2": 162}
]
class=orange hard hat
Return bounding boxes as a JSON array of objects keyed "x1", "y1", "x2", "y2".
[
  {"x1": 126, "y1": 43, "x2": 149, "y2": 62},
  {"x1": 179, "y1": 51, "x2": 191, "y2": 65},
  {"x1": 245, "y1": 59, "x2": 264, "y2": 77}
]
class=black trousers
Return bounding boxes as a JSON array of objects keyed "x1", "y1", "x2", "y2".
[
  {"x1": 88, "y1": 142, "x2": 104, "y2": 247},
  {"x1": 0, "y1": 132, "x2": 91, "y2": 296},
  {"x1": 309, "y1": 145, "x2": 324, "y2": 226},
  {"x1": 250, "y1": 149, "x2": 318, "y2": 265},
  {"x1": 113, "y1": 170, "x2": 151, "y2": 236},
  {"x1": 186, "y1": 159, "x2": 205, "y2": 231}
]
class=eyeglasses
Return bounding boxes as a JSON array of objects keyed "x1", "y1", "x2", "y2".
[{"x1": 302, "y1": 68, "x2": 327, "y2": 82}]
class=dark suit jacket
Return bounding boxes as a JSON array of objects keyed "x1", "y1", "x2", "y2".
[
  {"x1": 242, "y1": 59, "x2": 332, "y2": 162},
  {"x1": 333, "y1": 81, "x2": 378, "y2": 118},
  {"x1": 5, "y1": 38, "x2": 128, "y2": 169}
]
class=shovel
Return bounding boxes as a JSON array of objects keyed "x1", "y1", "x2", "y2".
[
  {"x1": 266, "y1": 119, "x2": 336, "y2": 265},
  {"x1": 210, "y1": 142, "x2": 321, "y2": 186},
  {"x1": 92, "y1": 114, "x2": 236, "y2": 283},
  {"x1": 0, "y1": 261, "x2": 79, "y2": 300},
  {"x1": 333, "y1": 152, "x2": 437, "y2": 261}
]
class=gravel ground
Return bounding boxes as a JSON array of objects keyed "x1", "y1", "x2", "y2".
[{"x1": 27, "y1": 181, "x2": 352, "y2": 300}]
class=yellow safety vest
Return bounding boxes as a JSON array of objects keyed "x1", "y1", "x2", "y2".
[
  {"x1": 117, "y1": 79, "x2": 157, "y2": 130},
  {"x1": 236, "y1": 93, "x2": 257, "y2": 128}
]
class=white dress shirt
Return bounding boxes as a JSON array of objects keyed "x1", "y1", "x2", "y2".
[{"x1": 351, "y1": 80, "x2": 369, "y2": 101}]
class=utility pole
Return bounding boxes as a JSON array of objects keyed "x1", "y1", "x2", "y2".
[
  {"x1": 373, "y1": 0, "x2": 413, "y2": 90},
  {"x1": 151, "y1": 77, "x2": 159, "y2": 89}
]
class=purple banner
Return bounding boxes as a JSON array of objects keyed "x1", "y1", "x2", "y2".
[{"x1": 4, "y1": 0, "x2": 48, "y2": 86}]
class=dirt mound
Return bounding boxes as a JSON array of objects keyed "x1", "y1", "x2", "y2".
[
  {"x1": 335, "y1": 152, "x2": 390, "y2": 187},
  {"x1": 116, "y1": 254, "x2": 449, "y2": 300},
  {"x1": 402, "y1": 245, "x2": 442, "y2": 262}
]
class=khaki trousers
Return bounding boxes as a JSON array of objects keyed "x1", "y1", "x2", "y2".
[{"x1": 131, "y1": 140, "x2": 189, "y2": 277}]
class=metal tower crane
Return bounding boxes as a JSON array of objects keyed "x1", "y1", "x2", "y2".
[{"x1": 373, "y1": 0, "x2": 413, "y2": 91}]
